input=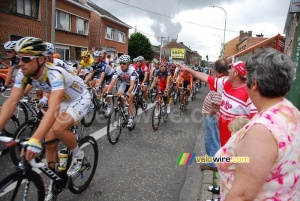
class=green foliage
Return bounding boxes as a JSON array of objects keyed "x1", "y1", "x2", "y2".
[
  {"x1": 128, "y1": 32, "x2": 154, "y2": 61},
  {"x1": 201, "y1": 60, "x2": 206, "y2": 67}
]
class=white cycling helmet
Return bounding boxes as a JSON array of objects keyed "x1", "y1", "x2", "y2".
[
  {"x1": 4, "y1": 41, "x2": 17, "y2": 50},
  {"x1": 119, "y1": 54, "x2": 130, "y2": 63},
  {"x1": 93, "y1": 50, "x2": 103, "y2": 57},
  {"x1": 136, "y1": 56, "x2": 144, "y2": 62},
  {"x1": 43, "y1": 42, "x2": 55, "y2": 56}
]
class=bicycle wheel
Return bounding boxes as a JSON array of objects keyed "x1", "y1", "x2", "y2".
[
  {"x1": 151, "y1": 103, "x2": 161, "y2": 131},
  {"x1": 107, "y1": 108, "x2": 122, "y2": 144},
  {"x1": 162, "y1": 105, "x2": 168, "y2": 122},
  {"x1": 0, "y1": 115, "x2": 19, "y2": 156},
  {"x1": 68, "y1": 136, "x2": 98, "y2": 194},
  {"x1": 81, "y1": 98, "x2": 96, "y2": 127},
  {"x1": 14, "y1": 102, "x2": 29, "y2": 125},
  {"x1": 10, "y1": 119, "x2": 40, "y2": 166},
  {"x1": 150, "y1": 88, "x2": 156, "y2": 103},
  {"x1": 0, "y1": 169, "x2": 45, "y2": 200}
]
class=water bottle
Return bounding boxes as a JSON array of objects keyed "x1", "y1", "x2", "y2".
[{"x1": 58, "y1": 149, "x2": 68, "y2": 171}]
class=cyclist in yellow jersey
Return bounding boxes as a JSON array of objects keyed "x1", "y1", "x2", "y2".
[{"x1": 76, "y1": 51, "x2": 94, "y2": 76}]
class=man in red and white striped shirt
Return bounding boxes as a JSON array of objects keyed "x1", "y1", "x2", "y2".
[
  {"x1": 201, "y1": 59, "x2": 228, "y2": 171},
  {"x1": 180, "y1": 61, "x2": 257, "y2": 146}
]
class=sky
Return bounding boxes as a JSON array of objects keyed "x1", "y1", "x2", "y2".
[{"x1": 91, "y1": 0, "x2": 290, "y2": 61}]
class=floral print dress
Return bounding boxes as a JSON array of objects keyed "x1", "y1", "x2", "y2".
[{"x1": 216, "y1": 98, "x2": 300, "y2": 200}]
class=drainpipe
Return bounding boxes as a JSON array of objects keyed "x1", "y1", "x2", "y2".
[
  {"x1": 45, "y1": 0, "x2": 48, "y2": 41},
  {"x1": 51, "y1": 0, "x2": 56, "y2": 45}
]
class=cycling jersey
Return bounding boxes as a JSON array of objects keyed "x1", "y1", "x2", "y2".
[
  {"x1": 14, "y1": 64, "x2": 87, "y2": 103},
  {"x1": 53, "y1": 58, "x2": 75, "y2": 73},
  {"x1": 177, "y1": 72, "x2": 193, "y2": 88},
  {"x1": 134, "y1": 64, "x2": 149, "y2": 82},
  {"x1": 112, "y1": 65, "x2": 139, "y2": 85},
  {"x1": 80, "y1": 57, "x2": 94, "y2": 67},
  {"x1": 92, "y1": 60, "x2": 114, "y2": 80},
  {"x1": 14, "y1": 63, "x2": 91, "y2": 122},
  {"x1": 10, "y1": 56, "x2": 19, "y2": 68},
  {"x1": 155, "y1": 70, "x2": 171, "y2": 92}
]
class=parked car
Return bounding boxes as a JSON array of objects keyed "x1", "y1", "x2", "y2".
[{"x1": 0, "y1": 61, "x2": 13, "y2": 86}]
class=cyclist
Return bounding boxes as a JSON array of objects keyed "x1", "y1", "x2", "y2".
[
  {"x1": 134, "y1": 56, "x2": 149, "y2": 108},
  {"x1": 76, "y1": 50, "x2": 94, "y2": 77},
  {"x1": 149, "y1": 58, "x2": 160, "y2": 82},
  {"x1": 0, "y1": 37, "x2": 91, "y2": 200},
  {"x1": 1, "y1": 41, "x2": 19, "y2": 92},
  {"x1": 149, "y1": 61, "x2": 171, "y2": 113},
  {"x1": 85, "y1": 50, "x2": 114, "y2": 116},
  {"x1": 177, "y1": 70, "x2": 193, "y2": 102},
  {"x1": 105, "y1": 54, "x2": 139, "y2": 128}
]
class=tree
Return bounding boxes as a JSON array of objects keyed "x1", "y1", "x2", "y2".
[{"x1": 128, "y1": 32, "x2": 153, "y2": 61}]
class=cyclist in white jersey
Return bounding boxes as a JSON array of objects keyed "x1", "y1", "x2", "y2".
[
  {"x1": 0, "y1": 37, "x2": 91, "y2": 200},
  {"x1": 105, "y1": 54, "x2": 139, "y2": 128}
]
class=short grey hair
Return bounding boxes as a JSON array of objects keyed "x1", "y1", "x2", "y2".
[{"x1": 246, "y1": 48, "x2": 293, "y2": 98}]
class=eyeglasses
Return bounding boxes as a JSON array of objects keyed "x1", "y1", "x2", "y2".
[
  {"x1": 17, "y1": 55, "x2": 39, "y2": 63},
  {"x1": 120, "y1": 62, "x2": 127, "y2": 65},
  {"x1": 82, "y1": 56, "x2": 89, "y2": 59},
  {"x1": 6, "y1": 50, "x2": 12, "y2": 54}
]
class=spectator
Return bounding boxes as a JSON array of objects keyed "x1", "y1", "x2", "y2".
[
  {"x1": 201, "y1": 59, "x2": 228, "y2": 171},
  {"x1": 217, "y1": 48, "x2": 300, "y2": 200}
]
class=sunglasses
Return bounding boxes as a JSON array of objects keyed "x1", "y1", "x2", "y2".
[
  {"x1": 120, "y1": 62, "x2": 127, "y2": 65},
  {"x1": 17, "y1": 55, "x2": 39, "y2": 63},
  {"x1": 82, "y1": 56, "x2": 89, "y2": 59},
  {"x1": 6, "y1": 50, "x2": 12, "y2": 54}
]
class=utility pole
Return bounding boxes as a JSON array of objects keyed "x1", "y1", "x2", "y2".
[{"x1": 159, "y1": 36, "x2": 169, "y2": 62}]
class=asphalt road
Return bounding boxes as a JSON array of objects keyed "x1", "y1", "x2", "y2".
[{"x1": 0, "y1": 86, "x2": 210, "y2": 201}]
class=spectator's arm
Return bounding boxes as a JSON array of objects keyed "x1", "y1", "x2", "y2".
[{"x1": 224, "y1": 124, "x2": 277, "y2": 201}]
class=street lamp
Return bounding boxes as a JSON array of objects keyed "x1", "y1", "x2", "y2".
[{"x1": 209, "y1": 5, "x2": 227, "y2": 58}]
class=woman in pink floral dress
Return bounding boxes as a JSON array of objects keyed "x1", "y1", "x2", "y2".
[{"x1": 216, "y1": 48, "x2": 300, "y2": 201}]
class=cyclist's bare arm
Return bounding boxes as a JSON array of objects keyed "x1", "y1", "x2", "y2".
[
  {"x1": 30, "y1": 89, "x2": 64, "y2": 142},
  {"x1": 179, "y1": 65, "x2": 209, "y2": 83},
  {"x1": 23, "y1": 84, "x2": 34, "y2": 97},
  {"x1": 166, "y1": 76, "x2": 171, "y2": 89},
  {"x1": 84, "y1": 71, "x2": 94, "y2": 83},
  {"x1": 4, "y1": 68, "x2": 14, "y2": 87},
  {"x1": 0, "y1": 86, "x2": 23, "y2": 130},
  {"x1": 76, "y1": 65, "x2": 83, "y2": 75},
  {"x1": 150, "y1": 77, "x2": 158, "y2": 89},
  {"x1": 107, "y1": 77, "x2": 117, "y2": 93},
  {"x1": 142, "y1": 72, "x2": 149, "y2": 84},
  {"x1": 97, "y1": 72, "x2": 105, "y2": 86}
]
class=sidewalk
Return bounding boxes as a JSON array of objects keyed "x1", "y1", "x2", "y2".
[{"x1": 178, "y1": 87, "x2": 220, "y2": 201}]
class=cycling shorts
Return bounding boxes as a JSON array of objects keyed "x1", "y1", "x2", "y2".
[
  {"x1": 60, "y1": 90, "x2": 92, "y2": 123},
  {"x1": 118, "y1": 81, "x2": 138, "y2": 95}
]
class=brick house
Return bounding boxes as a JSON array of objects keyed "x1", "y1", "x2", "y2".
[
  {"x1": 87, "y1": 0, "x2": 131, "y2": 60},
  {"x1": 0, "y1": 0, "x2": 93, "y2": 63}
]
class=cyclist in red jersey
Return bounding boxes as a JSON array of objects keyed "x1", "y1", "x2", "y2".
[{"x1": 149, "y1": 61, "x2": 171, "y2": 113}]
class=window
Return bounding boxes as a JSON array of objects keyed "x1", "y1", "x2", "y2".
[
  {"x1": 119, "y1": 31, "x2": 126, "y2": 43},
  {"x1": 105, "y1": 26, "x2": 114, "y2": 40},
  {"x1": 77, "y1": 18, "x2": 88, "y2": 35},
  {"x1": 56, "y1": 10, "x2": 71, "y2": 31},
  {"x1": 6, "y1": 0, "x2": 40, "y2": 18},
  {"x1": 55, "y1": 45, "x2": 70, "y2": 61}
]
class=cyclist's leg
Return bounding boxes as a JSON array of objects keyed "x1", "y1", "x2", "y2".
[
  {"x1": 142, "y1": 83, "x2": 148, "y2": 101},
  {"x1": 125, "y1": 82, "x2": 138, "y2": 127}
]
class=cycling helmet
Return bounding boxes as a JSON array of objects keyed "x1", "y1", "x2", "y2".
[
  {"x1": 93, "y1": 50, "x2": 103, "y2": 57},
  {"x1": 4, "y1": 41, "x2": 16, "y2": 50},
  {"x1": 43, "y1": 42, "x2": 55, "y2": 56},
  {"x1": 15, "y1": 37, "x2": 46, "y2": 55},
  {"x1": 160, "y1": 60, "x2": 168, "y2": 67},
  {"x1": 53, "y1": 53, "x2": 61, "y2": 59},
  {"x1": 136, "y1": 56, "x2": 144, "y2": 62},
  {"x1": 152, "y1": 58, "x2": 159, "y2": 64},
  {"x1": 133, "y1": 58, "x2": 137, "y2": 62},
  {"x1": 81, "y1": 51, "x2": 90, "y2": 57},
  {"x1": 119, "y1": 54, "x2": 130, "y2": 63}
]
